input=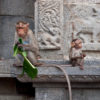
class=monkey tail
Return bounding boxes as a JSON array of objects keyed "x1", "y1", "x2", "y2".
[
  {"x1": 40, "y1": 64, "x2": 72, "y2": 100},
  {"x1": 53, "y1": 65, "x2": 72, "y2": 100}
]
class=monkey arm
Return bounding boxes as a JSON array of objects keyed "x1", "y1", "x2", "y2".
[
  {"x1": 82, "y1": 53, "x2": 86, "y2": 57},
  {"x1": 22, "y1": 44, "x2": 39, "y2": 54}
]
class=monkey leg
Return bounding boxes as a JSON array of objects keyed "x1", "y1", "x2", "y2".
[
  {"x1": 77, "y1": 58, "x2": 84, "y2": 70},
  {"x1": 27, "y1": 52, "x2": 43, "y2": 66},
  {"x1": 71, "y1": 59, "x2": 77, "y2": 67},
  {"x1": 27, "y1": 52, "x2": 37, "y2": 64},
  {"x1": 34, "y1": 62, "x2": 43, "y2": 66},
  {"x1": 13, "y1": 54, "x2": 23, "y2": 67}
]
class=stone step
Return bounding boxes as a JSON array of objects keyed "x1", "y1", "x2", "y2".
[{"x1": 0, "y1": 59, "x2": 100, "y2": 82}]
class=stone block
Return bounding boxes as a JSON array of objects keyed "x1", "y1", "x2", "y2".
[{"x1": 0, "y1": 0, "x2": 35, "y2": 16}]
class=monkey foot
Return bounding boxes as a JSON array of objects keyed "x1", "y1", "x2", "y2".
[
  {"x1": 34, "y1": 63, "x2": 43, "y2": 67},
  {"x1": 13, "y1": 64, "x2": 23, "y2": 67}
]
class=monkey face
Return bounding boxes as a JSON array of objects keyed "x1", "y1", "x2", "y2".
[
  {"x1": 16, "y1": 22, "x2": 29, "y2": 38},
  {"x1": 75, "y1": 39, "x2": 82, "y2": 49}
]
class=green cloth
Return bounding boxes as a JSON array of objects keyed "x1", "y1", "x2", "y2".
[{"x1": 13, "y1": 38, "x2": 38, "y2": 79}]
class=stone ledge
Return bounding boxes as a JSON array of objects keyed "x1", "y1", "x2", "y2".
[
  {"x1": 0, "y1": 59, "x2": 100, "y2": 82},
  {"x1": 32, "y1": 82, "x2": 100, "y2": 88}
]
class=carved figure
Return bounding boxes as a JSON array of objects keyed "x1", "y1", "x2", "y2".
[
  {"x1": 37, "y1": 0, "x2": 62, "y2": 49},
  {"x1": 74, "y1": 17, "x2": 100, "y2": 43}
]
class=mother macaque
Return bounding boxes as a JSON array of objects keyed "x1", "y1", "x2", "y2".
[
  {"x1": 69, "y1": 38, "x2": 86, "y2": 70},
  {"x1": 14, "y1": 21, "x2": 40, "y2": 66}
]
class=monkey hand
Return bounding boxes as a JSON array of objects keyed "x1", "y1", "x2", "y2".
[
  {"x1": 82, "y1": 53, "x2": 86, "y2": 58},
  {"x1": 36, "y1": 55, "x2": 41, "y2": 59},
  {"x1": 15, "y1": 41, "x2": 21, "y2": 46},
  {"x1": 17, "y1": 44, "x2": 24, "y2": 49},
  {"x1": 71, "y1": 42, "x2": 75, "y2": 48}
]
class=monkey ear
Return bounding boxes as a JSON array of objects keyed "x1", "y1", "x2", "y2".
[
  {"x1": 71, "y1": 42, "x2": 75, "y2": 47},
  {"x1": 26, "y1": 23, "x2": 29, "y2": 27}
]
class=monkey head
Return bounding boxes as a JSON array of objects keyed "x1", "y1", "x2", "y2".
[
  {"x1": 71, "y1": 39, "x2": 82, "y2": 49},
  {"x1": 16, "y1": 21, "x2": 29, "y2": 38}
]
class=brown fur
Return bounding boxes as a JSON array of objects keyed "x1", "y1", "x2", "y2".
[
  {"x1": 14, "y1": 21, "x2": 40, "y2": 66},
  {"x1": 69, "y1": 39, "x2": 86, "y2": 70}
]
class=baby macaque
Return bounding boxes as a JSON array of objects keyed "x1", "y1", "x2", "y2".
[
  {"x1": 14, "y1": 21, "x2": 40, "y2": 66},
  {"x1": 69, "y1": 38, "x2": 86, "y2": 70}
]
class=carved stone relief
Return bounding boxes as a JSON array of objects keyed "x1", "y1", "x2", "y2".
[
  {"x1": 68, "y1": 4, "x2": 100, "y2": 51},
  {"x1": 65, "y1": 0, "x2": 100, "y2": 4},
  {"x1": 35, "y1": 0, "x2": 63, "y2": 50}
]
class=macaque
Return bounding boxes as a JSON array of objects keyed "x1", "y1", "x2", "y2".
[
  {"x1": 69, "y1": 38, "x2": 86, "y2": 70},
  {"x1": 14, "y1": 21, "x2": 40, "y2": 66},
  {"x1": 13, "y1": 21, "x2": 72, "y2": 100}
]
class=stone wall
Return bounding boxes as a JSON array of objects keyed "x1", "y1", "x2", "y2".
[
  {"x1": 35, "y1": 88, "x2": 100, "y2": 100},
  {"x1": 1, "y1": 0, "x2": 100, "y2": 60},
  {"x1": 0, "y1": 0, "x2": 100, "y2": 100}
]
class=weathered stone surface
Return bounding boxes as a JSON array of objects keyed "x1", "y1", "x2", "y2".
[
  {"x1": 35, "y1": 0, "x2": 63, "y2": 50},
  {"x1": 64, "y1": 0, "x2": 100, "y2": 4},
  {"x1": 0, "y1": 16, "x2": 34, "y2": 59},
  {"x1": 33, "y1": 82, "x2": 100, "y2": 88},
  {"x1": 0, "y1": 59, "x2": 100, "y2": 82},
  {"x1": 35, "y1": 88, "x2": 100, "y2": 100},
  {"x1": 35, "y1": 88, "x2": 67, "y2": 100},
  {"x1": 0, "y1": 0, "x2": 35, "y2": 16},
  {"x1": 39, "y1": 50, "x2": 64, "y2": 60},
  {"x1": 17, "y1": 68, "x2": 100, "y2": 83},
  {"x1": 0, "y1": 59, "x2": 14, "y2": 77},
  {"x1": 0, "y1": 95, "x2": 28, "y2": 100},
  {"x1": 72, "y1": 89, "x2": 100, "y2": 100}
]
